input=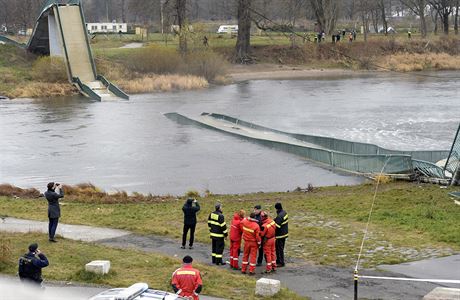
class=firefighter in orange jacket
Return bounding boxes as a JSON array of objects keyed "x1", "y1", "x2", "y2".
[
  {"x1": 241, "y1": 212, "x2": 261, "y2": 275},
  {"x1": 260, "y1": 211, "x2": 277, "y2": 273},
  {"x1": 229, "y1": 209, "x2": 245, "y2": 270},
  {"x1": 171, "y1": 255, "x2": 203, "y2": 300}
]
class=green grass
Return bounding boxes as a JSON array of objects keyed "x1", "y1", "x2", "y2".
[
  {"x1": 1, "y1": 182, "x2": 459, "y2": 268},
  {"x1": 0, "y1": 232, "x2": 304, "y2": 300}
]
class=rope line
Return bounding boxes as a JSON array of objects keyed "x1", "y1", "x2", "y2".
[
  {"x1": 358, "y1": 275, "x2": 460, "y2": 284},
  {"x1": 354, "y1": 158, "x2": 390, "y2": 272},
  {"x1": 248, "y1": 7, "x2": 460, "y2": 80}
]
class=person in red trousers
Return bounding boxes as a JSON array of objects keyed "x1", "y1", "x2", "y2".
[
  {"x1": 260, "y1": 211, "x2": 277, "y2": 273},
  {"x1": 241, "y1": 212, "x2": 261, "y2": 275},
  {"x1": 229, "y1": 209, "x2": 245, "y2": 270}
]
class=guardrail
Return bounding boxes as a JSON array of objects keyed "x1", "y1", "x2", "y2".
[
  {"x1": 97, "y1": 75, "x2": 129, "y2": 100},
  {"x1": 0, "y1": 35, "x2": 26, "y2": 48},
  {"x1": 72, "y1": 77, "x2": 101, "y2": 101}
]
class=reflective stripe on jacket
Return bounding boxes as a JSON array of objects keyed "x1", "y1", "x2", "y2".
[
  {"x1": 207, "y1": 210, "x2": 228, "y2": 239},
  {"x1": 241, "y1": 217, "x2": 261, "y2": 244},
  {"x1": 274, "y1": 209, "x2": 289, "y2": 239},
  {"x1": 171, "y1": 264, "x2": 202, "y2": 297},
  {"x1": 260, "y1": 218, "x2": 276, "y2": 239}
]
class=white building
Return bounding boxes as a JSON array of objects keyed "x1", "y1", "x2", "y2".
[{"x1": 86, "y1": 22, "x2": 127, "y2": 34}]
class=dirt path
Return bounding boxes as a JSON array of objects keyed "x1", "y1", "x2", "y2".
[{"x1": 1, "y1": 218, "x2": 445, "y2": 299}]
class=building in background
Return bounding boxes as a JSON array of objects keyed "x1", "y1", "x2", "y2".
[{"x1": 86, "y1": 22, "x2": 127, "y2": 34}]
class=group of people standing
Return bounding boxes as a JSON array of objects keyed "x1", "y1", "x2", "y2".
[{"x1": 181, "y1": 199, "x2": 289, "y2": 275}]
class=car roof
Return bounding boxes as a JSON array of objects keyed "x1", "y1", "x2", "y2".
[{"x1": 89, "y1": 283, "x2": 185, "y2": 300}]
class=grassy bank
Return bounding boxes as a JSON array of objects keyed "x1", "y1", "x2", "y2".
[
  {"x1": 1, "y1": 182, "x2": 459, "y2": 268},
  {"x1": 0, "y1": 232, "x2": 302, "y2": 299}
]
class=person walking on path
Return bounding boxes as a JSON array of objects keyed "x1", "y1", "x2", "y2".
[
  {"x1": 274, "y1": 202, "x2": 288, "y2": 267},
  {"x1": 260, "y1": 211, "x2": 277, "y2": 273},
  {"x1": 229, "y1": 209, "x2": 245, "y2": 270},
  {"x1": 182, "y1": 198, "x2": 200, "y2": 249},
  {"x1": 44, "y1": 182, "x2": 64, "y2": 242},
  {"x1": 241, "y1": 212, "x2": 261, "y2": 275},
  {"x1": 171, "y1": 255, "x2": 203, "y2": 300},
  {"x1": 207, "y1": 203, "x2": 228, "y2": 265},
  {"x1": 18, "y1": 243, "x2": 49, "y2": 286}
]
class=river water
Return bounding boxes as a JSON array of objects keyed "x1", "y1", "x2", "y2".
[{"x1": 0, "y1": 73, "x2": 458, "y2": 195}]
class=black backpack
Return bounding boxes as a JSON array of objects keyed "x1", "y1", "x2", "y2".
[{"x1": 18, "y1": 255, "x2": 35, "y2": 279}]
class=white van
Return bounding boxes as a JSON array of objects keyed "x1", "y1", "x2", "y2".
[{"x1": 217, "y1": 25, "x2": 238, "y2": 34}]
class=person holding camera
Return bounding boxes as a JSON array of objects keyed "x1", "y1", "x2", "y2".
[
  {"x1": 182, "y1": 198, "x2": 200, "y2": 249},
  {"x1": 18, "y1": 243, "x2": 49, "y2": 286},
  {"x1": 44, "y1": 182, "x2": 64, "y2": 242}
]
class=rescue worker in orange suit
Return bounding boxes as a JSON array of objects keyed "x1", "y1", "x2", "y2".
[
  {"x1": 207, "y1": 203, "x2": 228, "y2": 265},
  {"x1": 229, "y1": 209, "x2": 245, "y2": 270},
  {"x1": 274, "y1": 202, "x2": 289, "y2": 267},
  {"x1": 171, "y1": 255, "x2": 203, "y2": 300},
  {"x1": 260, "y1": 211, "x2": 277, "y2": 273},
  {"x1": 241, "y1": 212, "x2": 261, "y2": 275}
]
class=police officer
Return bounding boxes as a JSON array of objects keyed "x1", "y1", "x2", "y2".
[
  {"x1": 207, "y1": 203, "x2": 228, "y2": 265},
  {"x1": 18, "y1": 243, "x2": 49, "y2": 285},
  {"x1": 44, "y1": 182, "x2": 64, "y2": 242},
  {"x1": 171, "y1": 255, "x2": 203, "y2": 300},
  {"x1": 274, "y1": 202, "x2": 288, "y2": 267}
]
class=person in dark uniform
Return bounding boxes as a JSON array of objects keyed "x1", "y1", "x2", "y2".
[
  {"x1": 44, "y1": 182, "x2": 64, "y2": 242},
  {"x1": 274, "y1": 202, "x2": 288, "y2": 267},
  {"x1": 18, "y1": 243, "x2": 49, "y2": 286},
  {"x1": 182, "y1": 198, "x2": 200, "y2": 249},
  {"x1": 207, "y1": 203, "x2": 228, "y2": 265},
  {"x1": 253, "y1": 205, "x2": 264, "y2": 266}
]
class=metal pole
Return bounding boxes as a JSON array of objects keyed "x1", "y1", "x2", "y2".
[{"x1": 354, "y1": 270, "x2": 359, "y2": 300}]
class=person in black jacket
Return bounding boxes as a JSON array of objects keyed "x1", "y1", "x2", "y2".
[
  {"x1": 44, "y1": 182, "x2": 64, "y2": 242},
  {"x1": 207, "y1": 203, "x2": 228, "y2": 265},
  {"x1": 274, "y1": 202, "x2": 289, "y2": 267},
  {"x1": 253, "y1": 204, "x2": 265, "y2": 266},
  {"x1": 18, "y1": 243, "x2": 49, "y2": 285},
  {"x1": 182, "y1": 198, "x2": 200, "y2": 249}
]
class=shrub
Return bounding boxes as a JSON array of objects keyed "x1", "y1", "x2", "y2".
[
  {"x1": 182, "y1": 50, "x2": 228, "y2": 82},
  {"x1": 0, "y1": 237, "x2": 12, "y2": 271},
  {"x1": 31, "y1": 56, "x2": 68, "y2": 83},
  {"x1": 124, "y1": 46, "x2": 181, "y2": 74},
  {"x1": 185, "y1": 189, "x2": 200, "y2": 198},
  {"x1": 0, "y1": 184, "x2": 41, "y2": 198}
]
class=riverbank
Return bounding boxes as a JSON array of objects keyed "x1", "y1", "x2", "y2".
[
  {"x1": 1, "y1": 182, "x2": 459, "y2": 268},
  {"x1": 1, "y1": 35, "x2": 460, "y2": 99}
]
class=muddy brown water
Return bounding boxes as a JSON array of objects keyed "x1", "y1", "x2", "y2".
[{"x1": 0, "y1": 72, "x2": 458, "y2": 195}]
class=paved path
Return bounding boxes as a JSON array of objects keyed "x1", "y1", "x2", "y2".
[
  {"x1": 1, "y1": 217, "x2": 454, "y2": 299},
  {"x1": 120, "y1": 42, "x2": 143, "y2": 49}
]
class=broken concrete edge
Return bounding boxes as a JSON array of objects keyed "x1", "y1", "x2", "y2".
[
  {"x1": 85, "y1": 260, "x2": 111, "y2": 275},
  {"x1": 255, "y1": 277, "x2": 281, "y2": 297}
]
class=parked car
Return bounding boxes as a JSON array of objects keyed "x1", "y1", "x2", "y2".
[{"x1": 89, "y1": 283, "x2": 187, "y2": 300}]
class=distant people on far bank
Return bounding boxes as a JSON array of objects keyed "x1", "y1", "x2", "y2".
[
  {"x1": 18, "y1": 243, "x2": 49, "y2": 286},
  {"x1": 408, "y1": 31, "x2": 412, "y2": 39},
  {"x1": 171, "y1": 255, "x2": 202, "y2": 300},
  {"x1": 44, "y1": 182, "x2": 64, "y2": 242},
  {"x1": 182, "y1": 197, "x2": 200, "y2": 249}
]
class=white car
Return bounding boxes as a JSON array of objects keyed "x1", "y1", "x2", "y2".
[{"x1": 89, "y1": 283, "x2": 187, "y2": 300}]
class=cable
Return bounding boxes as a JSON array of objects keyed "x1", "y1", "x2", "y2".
[
  {"x1": 248, "y1": 7, "x2": 460, "y2": 80},
  {"x1": 354, "y1": 157, "x2": 390, "y2": 272}
]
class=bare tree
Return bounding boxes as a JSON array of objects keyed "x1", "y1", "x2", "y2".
[
  {"x1": 429, "y1": 0, "x2": 454, "y2": 34},
  {"x1": 400, "y1": 0, "x2": 428, "y2": 37},
  {"x1": 377, "y1": 0, "x2": 388, "y2": 34},
  {"x1": 309, "y1": 0, "x2": 339, "y2": 34},
  {"x1": 357, "y1": 0, "x2": 372, "y2": 41},
  {"x1": 176, "y1": 0, "x2": 187, "y2": 54},
  {"x1": 235, "y1": 0, "x2": 252, "y2": 62},
  {"x1": 455, "y1": 0, "x2": 459, "y2": 34}
]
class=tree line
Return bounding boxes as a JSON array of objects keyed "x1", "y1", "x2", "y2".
[{"x1": 0, "y1": 0, "x2": 459, "y2": 60}]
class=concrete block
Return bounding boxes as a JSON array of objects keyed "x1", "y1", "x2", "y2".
[
  {"x1": 423, "y1": 287, "x2": 460, "y2": 300},
  {"x1": 85, "y1": 260, "x2": 111, "y2": 275},
  {"x1": 255, "y1": 278, "x2": 281, "y2": 297}
]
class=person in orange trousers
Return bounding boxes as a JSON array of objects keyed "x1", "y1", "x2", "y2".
[
  {"x1": 260, "y1": 211, "x2": 277, "y2": 273},
  {"x1": 229, "y1": 210, "x2": 245, "y2": 270},
  {"x1": 171, "y1": 255, "x2": 203, "y2": 300},
  {"x1": 241, "y1": 212, "x2": 261, "y2": 275}
]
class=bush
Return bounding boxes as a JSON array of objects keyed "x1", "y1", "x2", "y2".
[
  {"x1": 182, "y1": 50, "x2": 228, "y2": 82},
  {"x1": 123, "y1": 46, "x2": 181, "y2": 74},
  {"x1": 31, "y1": 56, "x2": 68, "y2": 83},
  {"x1": 185, "y1": 189, "x2": 200, "y2": 198}
]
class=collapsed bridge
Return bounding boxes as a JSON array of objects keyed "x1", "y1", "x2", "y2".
[{"x1": 165, "y1": 112, "x2": 460, "y2": 184}]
